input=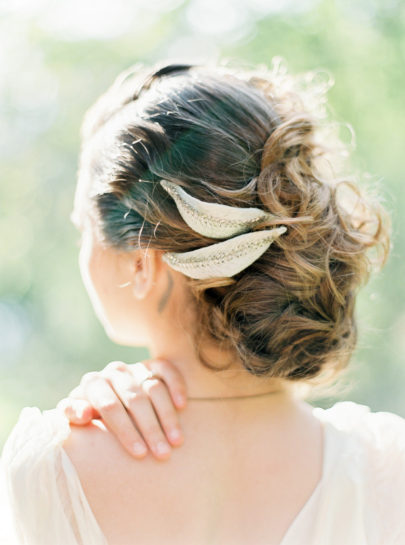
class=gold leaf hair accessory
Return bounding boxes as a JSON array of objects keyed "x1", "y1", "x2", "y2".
[{"x1": 159, "y1": 180, "x2": 287, "y2": 280}]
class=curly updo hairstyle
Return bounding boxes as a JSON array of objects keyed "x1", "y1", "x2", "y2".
[{"x1": 77, "y1": 57, "x2": 391, "y2": 394}]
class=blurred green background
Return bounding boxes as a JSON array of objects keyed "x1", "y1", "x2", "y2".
[{"x1": 1, "y1": 0, "x2": 404, "y2": 449}]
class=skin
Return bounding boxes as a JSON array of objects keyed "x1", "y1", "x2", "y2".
[
  {"x1": 62, "y1": 171, "x2": 325, "y2": 544},
  {"x1": 69, "y1": 166, "x2": 295, "y2": 402}
]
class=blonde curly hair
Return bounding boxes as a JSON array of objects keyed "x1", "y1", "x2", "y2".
[{"x1": 78, "y1": 57, "x2": 391, "y2": 397}]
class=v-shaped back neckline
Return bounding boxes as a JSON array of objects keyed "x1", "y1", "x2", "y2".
[{"x1": 60, "y1": 404, "x2": 336, "y2": 545}]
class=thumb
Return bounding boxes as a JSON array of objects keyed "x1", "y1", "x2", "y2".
[{"x1": 57, "y1": 398, "x2": 99, "y2": 424}]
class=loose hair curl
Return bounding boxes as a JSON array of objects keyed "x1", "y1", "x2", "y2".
[{"x1": 77, "y1": 57, "x2": 391, "y2": 395}]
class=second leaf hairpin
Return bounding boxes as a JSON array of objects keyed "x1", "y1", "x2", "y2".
[{"x1": 159, "y1": 180, "x2": 287, "y2": 280}]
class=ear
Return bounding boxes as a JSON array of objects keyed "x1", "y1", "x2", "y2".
[{"x1": 132, "y1": 249, "x2": 157, "y2": 300}]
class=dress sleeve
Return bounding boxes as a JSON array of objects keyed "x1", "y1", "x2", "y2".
[
  {"x1": 326, "y1": 401, "x2": 405, "y2": 544},
  {"x1": 363, "y1": 407, "x2": 405, "y2": 544},
  {"x1": 0, "y1": 456, "x2": 19, "y2": 544},
  {"x1": 0, "y1": 406, "x2": 109, "y2": 545}
]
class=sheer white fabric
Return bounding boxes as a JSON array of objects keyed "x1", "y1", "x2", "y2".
[
  {"x1": 281, "y1": 402, "x2": 405, "y2": 545},
  {"x1": 0, "y1": 401, "x2": 404, "y2": 545},
  {"x1": 0, "y1": 407, "x2": 108, "y2": 545}
]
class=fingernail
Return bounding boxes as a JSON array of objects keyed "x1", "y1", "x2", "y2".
[
  {"x1": 156, "y1": 441, "x2": 170, "y2": 455},
  {"x1": 133, "y1": 442, "x2": 147, "y2": 456},
  {"x1": 169, "y1": 429, "x2": 182, "y2": 442},
  {"x1": 74, "y1": 401, "x2": 88, "y2": 419},
  {"x1": 175, "y1": 394, "x2": 186, "y2": 407}
]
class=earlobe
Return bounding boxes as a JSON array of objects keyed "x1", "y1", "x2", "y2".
[
  {"x1": 132, "y1": 250, "x2": 155, "y2": 300},
  {"x1": 132, "y1": 271, "x2": 145, "y2": 299}
]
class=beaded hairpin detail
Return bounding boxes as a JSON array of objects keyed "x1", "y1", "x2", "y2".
[{"x1": 159, "y1": 180, "x2": 287, "y2": 280}]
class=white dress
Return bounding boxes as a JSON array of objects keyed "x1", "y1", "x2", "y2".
[{"x1": 1, "y1": 400, "x2": 404, "y2": 545}]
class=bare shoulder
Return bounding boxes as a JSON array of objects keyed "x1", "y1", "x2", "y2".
[
  {"x1": 59, "y1": 399, "x2": 328, "y2": 545},
  {"x1": 62, "y1": 419, "x2": 128, "y2": 488},
  {"x1": 61, "y1": 420, "x2": 161, "y2": 541}
]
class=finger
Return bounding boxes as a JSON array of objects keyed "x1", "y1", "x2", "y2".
[
  {"x1": 140, "y1": 377, "x2": 184, "y2": 447},
  {"x1": 124, "y1": 391, "x2": 173, "y2": 460},
  {"x1": 107, "y1": 369, "x2": 184, "y2": 447},
  {"x1": 102, "y1": 360, "x2": 129, "y2": 374},
  {"x1": 66, "y1": 385, "x2": 102, "y2": 420},
  {"x1": 84, "y1": 376, "x2": 150, "y2": 459},
  {"x1": 129, "y1": 359, "x2": 188, "y2": 410},
  {"x1": 57, "y1": 396, "x2": 95, "y2": 424},
  {"x1": 104, "y1": 370, "x2": 174, "y2": 459}
]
